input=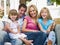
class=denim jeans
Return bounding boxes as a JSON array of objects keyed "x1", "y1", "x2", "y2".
[
  {"x1": 24, "y1": 31, "x2": 47, "y2": 45},
  {"x1": 7, "y1": 33, "x2": 23, "y2": 45},
  {"x1": 0, "y1": 31, "x2": 22, "y2": 45},
  {"x1": 4, "y1": 33, "x2": 23, "y2": 45},
  {"x1": 11, "y1": 39, "x2": 23, "y2": 45},
  {"x1": 0, "y1": 31, "x2": 7, "y2": 45}
]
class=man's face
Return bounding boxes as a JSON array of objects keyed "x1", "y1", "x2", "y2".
[{"x1": 18, "y1": 7, "x2": 26, "y2": 17}]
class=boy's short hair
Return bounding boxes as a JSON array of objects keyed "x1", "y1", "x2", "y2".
[{"x1": 18, "y1": 4, "x2": 27, "y2": 11}]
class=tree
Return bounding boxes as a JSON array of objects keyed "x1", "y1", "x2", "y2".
[{"x1": 51, "y1": 0, "x2": 60, "y2": 5}]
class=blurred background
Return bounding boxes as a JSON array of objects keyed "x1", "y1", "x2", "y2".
[{"x1": 0, "y1": 0, "x2": 60, "y2": 24}]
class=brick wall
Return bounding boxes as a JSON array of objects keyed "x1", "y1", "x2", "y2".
[{"x1": 54, "y1": 18, "x2": 60, "y2": 24}]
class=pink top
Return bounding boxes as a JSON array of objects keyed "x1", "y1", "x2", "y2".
[{"x1": 24, "y1": 16, "x2": 39, "y2": 30}]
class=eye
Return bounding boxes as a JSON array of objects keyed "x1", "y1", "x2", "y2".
[{"x1": 33, "y1": 10, "x2": 35, "y2": 11}]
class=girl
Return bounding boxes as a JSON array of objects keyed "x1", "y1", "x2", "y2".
[
  {"x1": 38, "y1": 7, "x2": 56, "y2": 45},
  {"x1": 5, "y1": 9, "x2": 33, "y2": 45},
  {"x1": 22, "y1": 5, "x2": 46, "y2": 45}
]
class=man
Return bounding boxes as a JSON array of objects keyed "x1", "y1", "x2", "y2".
[
  {"x1": 11, "y1": 4, "x2": 27, "y2": 45},
  {"x1": 0, "y1": 6, "x2": 8, "y2": 45},
  {"x1": 18, "y1": 4, "x2": 27, "y2": 31}
]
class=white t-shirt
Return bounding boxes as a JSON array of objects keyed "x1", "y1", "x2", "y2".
[
  {"x1": 8, "y1": 20, "x2": 27, "y2": 39},
  {"x1": 0, "y1": 19, "x2": 4, "y2": 30}
]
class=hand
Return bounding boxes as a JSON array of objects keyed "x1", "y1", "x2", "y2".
[
  {"x1": 43, "y1": 30, "x2": 47, "y2": 33},
  {"x1": 46, "y1": 30, "x2": 50, "y2": 33},
  {"x1": 13, "y1": 32, "x2": 18, "y2": 34}
]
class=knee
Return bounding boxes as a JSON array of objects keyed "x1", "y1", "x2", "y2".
[
  {"x1": 49, "y1": 31, "x2": 55, "y2": 35},
  {"x1": 18, "y1": 39, "x2": 23, "y2": 45},
  {"x1": 0, "y1": 31, "x2": 7, "y2": 41},
  {"x1": 15, "y1": 39, "x2": 23, "y2": 45},
  {"x1": 49, "y1": 31, "x2": 56, "y2": 41}
]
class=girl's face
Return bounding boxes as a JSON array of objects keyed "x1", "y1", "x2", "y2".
[
  {"x1": 41, "y1": 9, "x2": 48, "y2": 19},
  {"x1": 10, "y1": 14, "x2": 17, "y2": 21},
  {"x1": 29, "y1": 7, "x2": 37, "y2": 18}
]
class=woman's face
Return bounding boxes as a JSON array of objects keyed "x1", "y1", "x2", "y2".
[
  {"x1": 29, "y1": 7, "x2": 37, "y2": 18},
  {"x1": 41, "y1": 9, "x2": 48, "y2": 19},
  {"x1": 10, "y1": 14, "x2": 17, "y2": 21}
]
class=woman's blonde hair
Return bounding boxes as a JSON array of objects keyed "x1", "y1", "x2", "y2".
[
  {"x1": 27, "y1": 5, "x2": 38, "y2": 22},
  {"x1": 8, "y1": 9, "x2": 18, "y2": 20},
  {"x1": 38, "y1": 7, "x2": 52, "y2": 20}
]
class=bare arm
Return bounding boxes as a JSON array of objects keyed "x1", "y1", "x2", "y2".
[
  {"x1": 50, "y1": 21, "x2": 55, "y2": 31},
  {"x1": 5, "y1": 22, "x2": 17, "y2": 34},
  {"x1": 22, "y1": 19, "x2": 39, "y2": 32},
  {"x1": 17, "y1": 25, "x2": 21, "y2": 33},
  {"x1": 38, "y1": 20, "x2": 55, "y2": 33},
  {"x1": 46, "y1": 24, "x2": 52, "y2": 33},
  {"x1": 38, "y1": 22, "x2": 46, "y2": 33},
  {"x1": 46, "y1": 21, "x2": 55, "y2": 33}
]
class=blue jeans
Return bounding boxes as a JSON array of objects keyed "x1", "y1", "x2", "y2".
[
  {"x1": 24, "y1": 31, "x2": 47, "y2": 45},
  {"x1": 7, "y1": 33, "x2": 23, "y2": 45},
  {"x1": 0, "y1": 31, "x2": 22, "y2": 45},
  {"x1": 0, "y1": 31, "x2": 7, "y2": 45},
  {"x1": 11, "y1": 39, "x2": 23, "y2": 45}
]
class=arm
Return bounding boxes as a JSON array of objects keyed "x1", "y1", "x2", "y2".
[
  {"x1": 46, "y1": 24, "x2": 52, "y2": 33},
  {"x1": 38, "y1": 22, "x2": 46, "y2": 33},
  {"x1": 5, "y1": 22, "x2": 17, "y2": 34},
  {"x1": 22, "y1": 19, "x2": 39, "y2": 32},
  {"x1": 50, "y1": 21, "x2": 56, "y2": 31},
  {"x1": 46, "y1": 21, "x2": 55, "y2": 33},
  {"x1": 17, "y1": 25, "x2": 21, "y2": 33}
]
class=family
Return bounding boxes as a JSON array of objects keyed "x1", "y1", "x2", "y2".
[{"x1": 0, "y1": 4, "x2": 56, "y2": 45}]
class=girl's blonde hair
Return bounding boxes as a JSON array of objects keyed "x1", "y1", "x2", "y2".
[
  {"x1": 27, "y1": 5, "x2": 38, "y2": 22},
  {"x1": 8, "y1": 9, "x2": 18, "y2": 20},
  {"x1": 38, "y1": 7, "x2": 52, "y2": 20}
]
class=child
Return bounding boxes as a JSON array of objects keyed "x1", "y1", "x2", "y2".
[
  {"x1": 38, "y1": 7, "x2": 56, "y2": 45},
  {"x1": 5, "y1": 9, "x2": 33, "y2": 45}
]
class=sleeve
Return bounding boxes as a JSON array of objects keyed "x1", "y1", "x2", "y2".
[
  {"x1": 37, "y1": 19, "x2": 41, "y2": 24},
  {"x1": 17, "y1": 21, "x2": 20, "y2": 26},
  {"x1": 24, "y1": 16, "x2": 30, "y2": 21},
  {"x1": 49, "y1": 20, "x2": 54, "y2": 25}
]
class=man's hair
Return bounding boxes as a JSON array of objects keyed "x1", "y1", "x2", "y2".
[{"x1": 18, "y1": 4, "x2": 27, "y2": 11}]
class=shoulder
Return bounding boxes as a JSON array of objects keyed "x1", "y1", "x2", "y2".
[
  {"x1": 38, "y1": 18, "x2": 42, "y2": 23},
  {"x1": 24, "y1": 16, "x2": 30, "y2": 21},
  {"x1": 24, "y1": 16, "x2": 30, "y2": 19},
  {"x1": 48, "y1": 20, "x2": 54, "y2": 24}
]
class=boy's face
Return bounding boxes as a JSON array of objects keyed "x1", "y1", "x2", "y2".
[{"x1": 18, "y1": 7, "x2": 26, "y2": 17}]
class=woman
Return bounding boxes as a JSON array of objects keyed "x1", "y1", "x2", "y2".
[{"x1": 22, "y1": 5, "x2": 46, "y2": 45}]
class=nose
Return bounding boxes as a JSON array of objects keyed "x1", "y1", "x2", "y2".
[{"x1": 21, "y1": 11, "x2": 24, "y2": 14}]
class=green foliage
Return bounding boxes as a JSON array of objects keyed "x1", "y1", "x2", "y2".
[
  {"x1": 51, "y1": 0, "x2": 56, "y2": 3},
  {"x1": 56, "y1": 0, "x2": 60, "y2": 5},
  {"x1": 51, "y1": 0, "x2": 60, "y2": 5}
]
